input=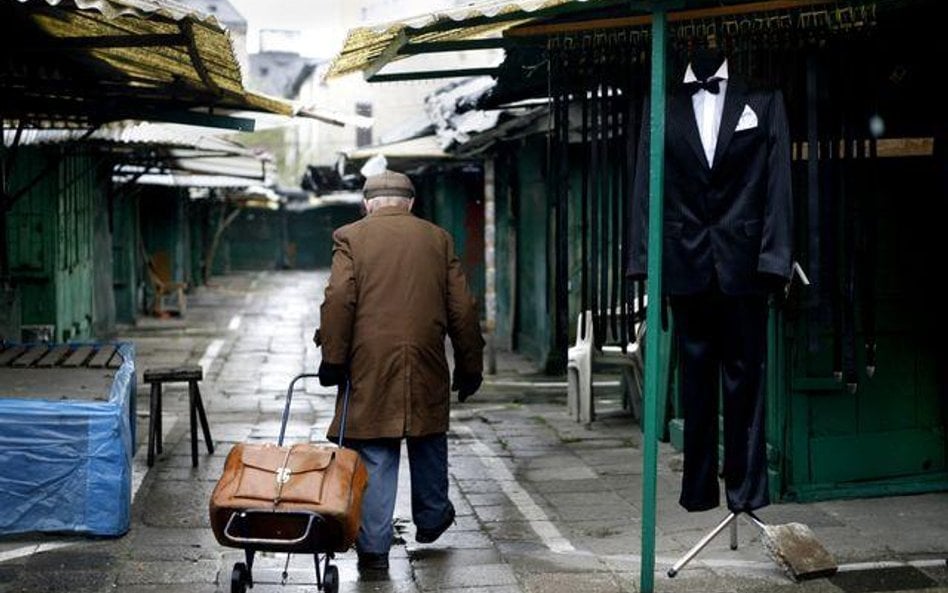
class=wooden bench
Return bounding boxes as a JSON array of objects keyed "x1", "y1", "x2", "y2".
[
  {"x1": 567, "y1": 304, "x2": 646, "y2": 424},
  {"x1": 142, "y1": 365, "x2": 214, "y2": 468}
]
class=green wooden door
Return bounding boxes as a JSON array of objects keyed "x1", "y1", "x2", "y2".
[
  {"x1": 515, "y1": 138, "x2": 553, "y2": 367},
  {"x1": 785, "y1": 157, "x2": 947, "y2": 500}
]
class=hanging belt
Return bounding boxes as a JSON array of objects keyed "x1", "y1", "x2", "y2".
[
  {"x1": 610, "y1": 57, "x2": 622, "y2": 344},
  {"x1": 580, "y1": 42, "x2": 590, "y2": 342},
  {"x1": 597, "y1": 45, "x2": 611, "y2": 346},
  {"x1": 620, "y1": 46, "x2": 635, "y2": 351},
  {"x1": 589, "y1": 42, "x2": 601, "y2": 348},
  {"x1": 805, "y1": 53, "x2": 823, "y2": 356},
  {"x1": 862, "y1": 40, "x2": 880, "y2": 379},
  {"x1": 597, "y1": 44, "x2": 610, "y2": 348},
  {"x1": 863, "y1": 135, "x2": 878, "y2": 377},
  {"x1": 822, "y1": 51, "x2": 842, "y2": 382},
  {"x1": 553, "y1": 44, "x2": 570, "y2": 363},
  {"x1": 841, "y1": 121, "x2": 858, "y2": 394}
]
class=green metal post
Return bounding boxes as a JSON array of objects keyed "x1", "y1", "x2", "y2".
[{"x1": 640, "y1": 8, "x2": 667, "y2": 593}]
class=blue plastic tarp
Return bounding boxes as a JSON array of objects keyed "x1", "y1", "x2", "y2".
[{"x1": 0, "y1": 342, "x2": 136, "y2": 536}]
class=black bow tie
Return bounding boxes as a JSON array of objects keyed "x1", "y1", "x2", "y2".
[{"x1": 685, "y1": 77, "x2": 724, "y2": 95}]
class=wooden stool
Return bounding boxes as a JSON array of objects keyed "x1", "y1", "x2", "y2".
[{"x1": 143, "y1": 365, "x2": 214, "y2": 467}]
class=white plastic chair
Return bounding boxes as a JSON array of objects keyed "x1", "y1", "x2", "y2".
[{"x1": 567, "y1": 306, "x2": 646, "y2": 424}]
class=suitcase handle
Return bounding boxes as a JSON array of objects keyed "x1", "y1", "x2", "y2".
[
  {"x1": 278, "y1": 373, "x2": 352, "y2": 447},
  {"x1": 223, "y1": 509, "x2": 320, "y2": 546}
]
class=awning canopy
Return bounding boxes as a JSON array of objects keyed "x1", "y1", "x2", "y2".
[
  {"x1": 325, "y1": 0, "x2": 621, "y2": 82},
  {"x1": 348, "y1": 135, "x2": 448, "y2": 161},
  {"x1": 3, "y1": 119, "x2": 274, "y2": 188},
  {"x1": 2, "y1": 0, "x2": 293, "y2": 129}
]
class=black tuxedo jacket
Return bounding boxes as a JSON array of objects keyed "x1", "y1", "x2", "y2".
[{"x1": 627, "y1": 76, "x2": 794, "y2": 295}]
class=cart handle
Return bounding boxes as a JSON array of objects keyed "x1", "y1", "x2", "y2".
[
  {"x1": 278, "y1": 373, "x2": 352, "y2": 448},
  {"x1": 223, "y1": 509, "x2": 320, "y2": 546},
  {"x1": 278, "y1": 373, "x2": 319, "y2": 446}
]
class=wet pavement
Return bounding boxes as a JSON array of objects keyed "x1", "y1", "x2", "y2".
[{"x1": 0, "y1": 270, "x2": 946, "y2": 593}]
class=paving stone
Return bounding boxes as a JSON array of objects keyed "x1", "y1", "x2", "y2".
[
  {"x1": 416, "y1": 587, "x2": 521, "y2": 593},
  {"x1": 140, "y1": 480, "x2": 217, "y2": 528},
  {"x1": 408, "y1": 547, "x2": 503, "y2": 568},
  {"x1": 497, "y1": 544, "x2": 610, "y2": 573},
  {"x1": 917, "y1": 564, "x2": 948, "y2": 586},
  {"x1": 124, "y1": 527, "x2": 221, "y2": 550},
  {"x1": 407, "y1": 529, "x2": 494, "y2": 550},
  {"x1": 520, "y1": 466, "x2": 597, "y2": 482},
  {"x1": 117, "y1": 559, "x2": 220, "y2": 585},
  {"x1": 473, "y1": 503, "x2": 556, "y2": 523},
  {"x1": 413, "y1": 563, "x2": 518, "y2": 590},
  {"x1": 2, "y1": 569, "x2": 116, "y2": 593},
  {"x1": 114, "y1": 585, "x2": 218, "y2": 593},
  {"x1": 455, "y1": 479, "x2": 504, "y2": 494},
  {"x1": 23, "y1": 549, "x2": 114, "y2": 571},
  {"x1": 466, "y1": 493, "x2": 511, "y2": 507},
  {"x1": 522, "y1": 571, "x2": 621, "y2": 593},
  {"x1": 527, "y1": 478, "x2": 611, "y2": 495},
  {"x1": 829, "y1": 566, "x2": 940, "y2": 593}
]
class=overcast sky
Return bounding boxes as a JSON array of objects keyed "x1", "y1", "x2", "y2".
[
  {"x1": 228, "y1": 0, "x2": 345, "y2": 59},
  {"x1": 228, "y1": 0, "x2": 460, "y2": 60}
]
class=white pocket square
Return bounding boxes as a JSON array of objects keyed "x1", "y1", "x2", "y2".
[{"x1": 735, "y1": 104, "x2": 758, "y2": 131}]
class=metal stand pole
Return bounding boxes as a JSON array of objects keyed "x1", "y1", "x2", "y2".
[
  {"x1": 667, "y1": 512, "x2": 738, "y2": 578},
  {"x1": 730, "y1": 516, "x2": 739, "y2": 550}
]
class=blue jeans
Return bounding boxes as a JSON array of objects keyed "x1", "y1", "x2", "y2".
[{"x1": 347, "y1": 433, "x2": 454, "y2": 555}]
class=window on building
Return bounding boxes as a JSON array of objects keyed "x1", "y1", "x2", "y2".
[{"x1": 355, "y1": 102, "x2": 373, "y2": 148}]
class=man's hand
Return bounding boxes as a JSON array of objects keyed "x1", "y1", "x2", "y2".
[
  {"x1": 452, "y1": 371, "x2": 482, "y2": 403},
  {"x1": 318, "y1": 361, "x2": 347, "y2": 387}
]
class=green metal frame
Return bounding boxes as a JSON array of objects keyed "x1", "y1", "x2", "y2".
[{"x1": 640, "y1": 8, "x2": 667, "y2": 593}]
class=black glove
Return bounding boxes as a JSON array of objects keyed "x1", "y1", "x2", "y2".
[
  {"x1": 318, "y1": 361, "x2": 347, "y2": 387},
  {"x1": 452, "y1": 371, "x2": 482, "y2": 403}
]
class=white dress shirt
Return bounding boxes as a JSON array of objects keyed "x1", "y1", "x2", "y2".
[{"x1": 684, "y1": 59, "x2": 729, "y2": 167}]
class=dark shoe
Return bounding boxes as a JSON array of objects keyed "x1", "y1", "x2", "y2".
[
  {"x1": 415, "y1": 506, "x2": 456, "y2": 544},
  {"x1": 357, "y1": 552, "x2": 389, "y2": 571}
]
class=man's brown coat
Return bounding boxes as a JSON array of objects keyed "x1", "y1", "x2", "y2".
[{"x1": 319, "y1": 206, "x2": 484, "y2": 439}]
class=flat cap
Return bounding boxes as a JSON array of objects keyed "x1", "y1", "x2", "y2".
[{"x1": 363, "y1": 170, "x2": 415, "y2": 199}]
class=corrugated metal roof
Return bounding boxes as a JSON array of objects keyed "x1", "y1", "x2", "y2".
[
  {"x1": 347, "y1": 135, "x2": 448, "y2": 160},
  {"x1": 2, "y1": 121, "x2": 253, "y2": 153},
  {"x1": 4, "y1": 0, "x2": 292, "y2": 127},
  {"x1": 326, "y1": 0, "x2": 597, "y2": 79},
  {"x1": 17, "y1": 0, "x2": 222, "y2": 23}
]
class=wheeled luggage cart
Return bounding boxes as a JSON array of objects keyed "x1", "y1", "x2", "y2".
[{"x1": 217, "y1": 373, "x2": 351, "y2": 593}]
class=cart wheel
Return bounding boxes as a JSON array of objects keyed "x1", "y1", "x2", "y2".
[
  {"x1": 231, "y1": 562, "x2": 249, "y2": 593},
  {"x1": 323, "y1": 564, "x2": 339, "y2": 593}
]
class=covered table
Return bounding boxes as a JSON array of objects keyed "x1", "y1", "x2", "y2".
[{"x1": 0, "y1": 342, "x2": 135, "y2": 536}]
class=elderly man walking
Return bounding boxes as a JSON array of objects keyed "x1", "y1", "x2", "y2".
[{"x1": 317, "y1": 170, "x2": 485, "y2": 572}]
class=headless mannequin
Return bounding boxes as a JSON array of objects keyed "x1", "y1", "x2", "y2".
[{"x1": 690, "y1": 47, "x2": 726, "y2": 81}]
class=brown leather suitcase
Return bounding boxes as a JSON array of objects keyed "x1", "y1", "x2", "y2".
[
  {"x1": 209, "y1": 441, "x2": 367, "y2": 553},
  {"x1": 210, "y1": 373, "x2": 364, "y2": 593}
]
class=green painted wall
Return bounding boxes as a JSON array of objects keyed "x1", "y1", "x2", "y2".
[
  {"x1": 421, "y1": 169, "x2": 486, "y2": 317},
  {"x1": 6, "y1": 146, "x2": 108, "y2": 341},
  {"x1": 493, "y1": 152, "x2": 517, "y2": 352},
  {"x1": 217, "y1": 204, "x2": 362, "y2": 272},
  {"x1": 514, "y1": 137, "x2": 554, "y2": 368},
  {"x1": 222, "y1": 208, "x2": 283, "y2": 271},
  {"x1": 188, "y1": 199, "x2": 210, "y2": 286},
  {"x1": 139, "y1": 187, "x2": 189, "y2": 287},
  {"x1": 111, "y1": 191, "x2": 140, "y2": 324},
  {"x1": 288, "y1": 205, "x2": 362, "y2": 269}
]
